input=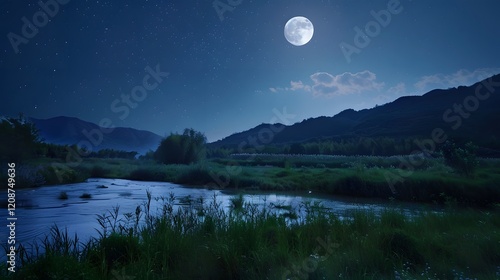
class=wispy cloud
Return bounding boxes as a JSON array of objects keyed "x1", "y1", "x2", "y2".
[
  {"x1": 414, "y1": 68, "x2": 500, "y2": 91},
  {"x1": 387, "y1": 82, "x2": 406, "y2": 95},
  {"x1": 269, "y1": 68, "x2": 500, "y2": 101},
  {"x1": 270, "y1": 70, "x2": 384, "y2": 97},
  {"x1": 290, "y1": 80, "x2": 311, "y2": 91}
]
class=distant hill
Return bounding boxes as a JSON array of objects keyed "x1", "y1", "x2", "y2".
[
  {"x1": 30, "y1": 116, "x2": 162, "y2": 155},
  {"x1": 210, "y1": 74, "x2": 500, "y2": 149}
]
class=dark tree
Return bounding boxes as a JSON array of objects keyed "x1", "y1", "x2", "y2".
[
  {"x1": 289, "y1": 143, "x2": 306, "y2": 154},
  {"x1": 155, "y1": 128, "x2": 207, "y2": 164},
  {"x1": 440, "y1": 141, "x2": 478, "y2": 177},
  {"x1": 0, "y1": 115, "x2": 41, "y2": 161}
]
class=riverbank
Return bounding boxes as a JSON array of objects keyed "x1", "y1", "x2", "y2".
[
  {"x1": 2, "y1": 193, "x2": 499, "y2": 279},
  {"x1": 2, "y1": 155, "x2": 500, "y2": 207}
]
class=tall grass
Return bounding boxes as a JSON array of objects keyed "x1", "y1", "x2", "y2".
[{"x1": 4, "y1": 192, "x2": 499, "y2": 279}]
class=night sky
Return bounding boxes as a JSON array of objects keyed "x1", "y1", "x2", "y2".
[{"x1": 1, "y1": 0, "x2": 499, "y2": 142}]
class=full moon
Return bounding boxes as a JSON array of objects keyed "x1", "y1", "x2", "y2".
[{"x1": 284, "y1": 16, "x2": 314, "y2": 46}]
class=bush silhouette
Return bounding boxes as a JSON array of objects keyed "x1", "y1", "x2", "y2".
[
  {"x1": 90, "y1": 166, "x2": 109, "y2": 178},
  {"x1": 441, "y1": 141, "x2": 478, "y2": 177},
  {"x1": 0, "y1": 115, "x2": 41, "y2": 162},
  {"x1": 155, "y1": 128, "x2": 207, "y2": 164},
  {"x1": 58, "y1": 192, "x2": 68, "y2": 200}
]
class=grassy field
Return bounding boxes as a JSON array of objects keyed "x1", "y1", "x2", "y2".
[
  {"x1": 2, "y1": 193, "x2": 499, "y2": 279},
  {"x1": 4, "y1": 155, "x2": 500, "y2": 207},
  {"x1": 2, "y1": 156, "x2": 500, "y2": 278}
]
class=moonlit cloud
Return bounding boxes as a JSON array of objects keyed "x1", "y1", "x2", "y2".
[
  {"x1": 270, "y1": 70, "x2": 384, "y2": 97},
  {"x1": 414, "y1": 68, "x2": 500, "y2": 91},
  {"x1": 387, "y1": 82, "x2": 407, "y2": 95},
  {"x1": 311, "y1": 71, "x2": 384, "y2": 97},
  {"x1": 270, "y1": 68, "x2": 500, "y2": 101},
  {"x1": 287, "y1": 81, "x2": 310, "y2": 93}
]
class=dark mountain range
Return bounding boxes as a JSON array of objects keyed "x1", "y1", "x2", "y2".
[
  {"x1": 210, "y1": 74, "x2": 500, "y2": 149},
  {"x1": 30, "y1": 116, "x2": 162, "y2": 155},
  {"x1": 27, "y1": 74, "x2": 500, "y2": 155}
]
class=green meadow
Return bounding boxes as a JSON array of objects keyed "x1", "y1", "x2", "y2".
[{"x1": 8, "y1": 154, "x2": 500, "y2": 207}]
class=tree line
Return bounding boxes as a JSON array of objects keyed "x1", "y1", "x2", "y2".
[
  {"x1": 0, "y1": 116, "x2": 207, "y2": 164},
  {"x1": 0, "y1": 116, "x2": 488, "y2": 178},
  {"x1": 0, "y1": 116, "x2": 138, "y2": 161},
  {"x1": 207, "y1": 136, "x2": 498, "y2": 158}
]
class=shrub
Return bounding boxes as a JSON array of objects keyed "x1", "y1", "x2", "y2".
[
  {"x1": 90, "y1": 165, "x2": 109, "y2": 178},
  {"x1": 441, "y1": 141, "x2": 478, "y2": 177},
  {"x1": 0, "y1": 115, "x2": 41, "y2": 162},
  {"x1": 128, "y1": 168, "x2": 165, "y2": 181},
  {"x1": 155, "y1": 128, "x2": 207, "y2": 164},
  {"x1": 58, "y1": 192, "x2": 68, "y2": 200},
  {"x1": 42, "y1": 165, "x2": 79, "y2": 185},
  {"x1": 80, "y1": 193, "x2": 92, "y2": 199},
  {"x1": 175, "y1": 164, "x2": 213, "y2": 185}
]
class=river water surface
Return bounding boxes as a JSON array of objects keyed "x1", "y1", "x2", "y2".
[{"x1": 1, "y1": 178, "x2": 443, "y2": 253}]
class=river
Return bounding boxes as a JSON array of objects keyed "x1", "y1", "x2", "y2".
[{"x1": 1, "y1": 178, "x2": 443, "y2": 253}]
